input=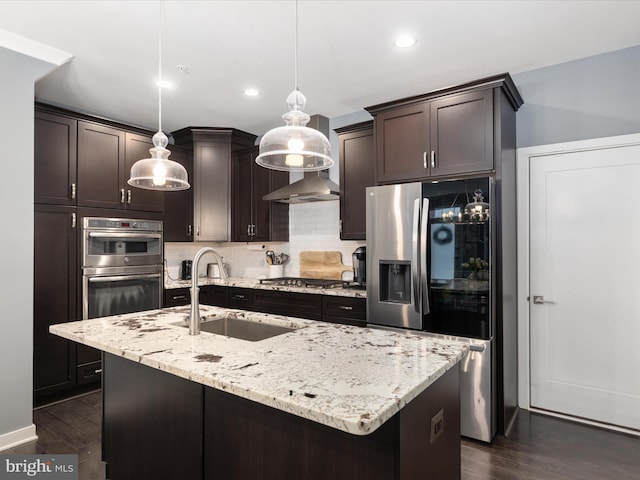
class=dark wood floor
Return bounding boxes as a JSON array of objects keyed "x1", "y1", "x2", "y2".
[{"x1": 4, "y1": 390, "x2": 639, "y2": 480}]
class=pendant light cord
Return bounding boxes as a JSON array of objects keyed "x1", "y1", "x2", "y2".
[
  {"x1": 158, "y1": 1, "x2": 164, "y2": 133},
  {"x1": 294, "y1": 0, "x2": 298, "y2": 92}
]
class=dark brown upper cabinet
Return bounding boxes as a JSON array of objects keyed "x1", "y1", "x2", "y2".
[
  {"x1": 335, "y1": 121, "x2": 375, "y2": 240},
  {"x1": 366, "y1": 73, "x2": 523, "y2": 184},
  {"x1": 77, "y1": 122, "x2": 163, "y2": 212},
  {"x1": 231, "y1": 145, "x2": 289, "y2": 242},
  {"x1": 163, "y1": 145, "x2": 194, "y2": 242},
  {"x1": 77, "y1": 121, "x2": 126, "y2": 209},
  {"x1": 124, "y1": 133, "x2": 165, "y2": 212},
  {"x1": 172, "y1": 127, "x2": 257, "y2": 242},
  {"x1": 34, "y1": 111, "x2": 77, "y2": 206}
]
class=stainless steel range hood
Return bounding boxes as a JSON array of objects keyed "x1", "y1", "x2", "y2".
[
  {"x1": 262, "y1": 115, "x2": 339, "y2": 204},
  {"x1": 262, "y1": 170, "x2": 339, "y2": 203}
]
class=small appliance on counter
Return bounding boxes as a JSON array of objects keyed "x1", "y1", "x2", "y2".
[
  {"x1": 207, "y1": 261, "x2": 227, "y2": 279},
  {"x1": 352, "y1": 246, "x2": 366, "y2": 288},
  {"x1": 180, "y1": 260, "x2": 192, "y2": 280}
]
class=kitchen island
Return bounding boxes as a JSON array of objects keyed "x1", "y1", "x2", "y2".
[{"x1": 51, "y1": 306, "x2": 467, "y2": 480}]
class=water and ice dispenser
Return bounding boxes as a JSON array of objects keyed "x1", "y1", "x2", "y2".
[{"x1": 379, "y1": 261, "x2": 411, "y2": 303}]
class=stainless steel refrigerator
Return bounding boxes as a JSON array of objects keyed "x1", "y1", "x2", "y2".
[{"x1": 366, "y1": 177, "x2": 496, "y2": 442}]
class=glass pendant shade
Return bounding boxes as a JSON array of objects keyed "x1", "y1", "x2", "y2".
[
  {"x1": 128, "y1": 132, "x2": 189, "y2": 190},
  {"x1": 127, "y1": 2, "x2": 190, "y2": 191},
  {"x1": 256, "y1": 90, "x2": 333, "y2": 172},
  {"x1": 464, "y1": 189, "x2": 490, "y2": 223}
]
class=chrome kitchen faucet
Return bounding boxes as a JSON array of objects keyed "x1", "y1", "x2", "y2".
[{"x1": 189, "y1": 247, "x2": 227, "y2": 335}]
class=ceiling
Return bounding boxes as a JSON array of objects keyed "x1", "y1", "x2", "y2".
[{"x1": 2, "y1": 1, "x2": 640, "y2": 137}]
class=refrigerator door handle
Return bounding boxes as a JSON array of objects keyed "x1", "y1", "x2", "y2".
[
  {"x1": 420, "y1": 198, "x2": 430, "y2": 315},
  {"x1": 412, "y1": 198, "x2": 421, "y2": 313}
]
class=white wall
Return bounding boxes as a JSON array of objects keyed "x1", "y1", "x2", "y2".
[{"x1": 0, "y1": 45, "x2": 65, "y2": 450}]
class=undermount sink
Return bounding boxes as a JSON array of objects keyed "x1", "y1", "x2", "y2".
[{"x1": 179, "y1": 316, "x2": 298, "y2": 342}]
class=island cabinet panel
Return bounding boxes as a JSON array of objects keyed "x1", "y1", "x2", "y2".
[
  {"x1": 34, "y1": 111, "x2": 77, "y2": 206},
  {"x1": 252, "y1": 290, "x2": 322, "y2": 320},
  {"x1": 321, "y1": 296, "x2": 366, "y2": 327},
  {"x1": 336, "y1": 121, "x2": 375, "y2": 240},
  {"x1": 102, "y1": 354, "x2": 203, "y2": 480},
  {"x1": 203, "y1": 366, "x2": 461, "y2": 480}
]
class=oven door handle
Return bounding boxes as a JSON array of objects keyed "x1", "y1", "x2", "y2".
[
  {"x1": 88, "y1": 274, "x2": 161, "y2": 283},
  {"x1": 87, "y1": 232, "x2": 161, "y2": 239}
]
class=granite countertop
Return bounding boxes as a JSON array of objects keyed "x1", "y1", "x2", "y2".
[
  {"x1": 165, "y1": 276, "x2": 367, "y2": 298},
  {"x1": 50, "y1": 306, "x2": 467, "y2": 435}
]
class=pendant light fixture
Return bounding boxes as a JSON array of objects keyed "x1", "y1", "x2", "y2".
[
  {"x1": 128, "y1": 2, "x2": 190, "y2": 191},
  {"x1": 255, "y1": 0, "x2": 332, "y2": 172}
]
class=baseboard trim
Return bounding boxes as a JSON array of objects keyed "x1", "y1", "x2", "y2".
[
  {"x1": 0, "y1": 424, "x2": 38, "y2": 452},
  {"x1": 529, "y1": 407, "x2": 639, "y2": 437}
]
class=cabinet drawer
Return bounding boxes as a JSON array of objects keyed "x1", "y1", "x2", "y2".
[
  {"x1": 322, "y1": 296, "x2": 366, "y2": 326},
  {"x1": 164, "y1": 288, "x2": 190, "y2": 307},
  {"x1": 77, "y1": 360, "x2": 102, "y2": 385},
  {"x1": 228, "y1": 288, "x2": 254, "y2": 309},
  {"x1": 253, "y1": 290, "x2": 322, "y2": 320}
]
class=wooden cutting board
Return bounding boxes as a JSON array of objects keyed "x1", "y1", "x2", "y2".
[{"x1": 299, "y1": 251, "x2": 352, "y2": 280}]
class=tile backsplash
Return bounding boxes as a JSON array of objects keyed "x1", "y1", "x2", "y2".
[{"x1": 165, "y1": 201, "x2": 364, "y2": 281}]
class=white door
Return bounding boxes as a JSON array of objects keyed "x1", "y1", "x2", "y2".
[{"x1": 529, "y1": 141, "x2": 640, "y2": 431}]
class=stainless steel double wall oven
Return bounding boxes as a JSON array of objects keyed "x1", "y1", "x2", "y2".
[
  {"x1": 78, "y1": 217, "x2": 163, "y2": 382},
  {"x1": 82, "y1": 217, "x2": 163, "y2": 319}
]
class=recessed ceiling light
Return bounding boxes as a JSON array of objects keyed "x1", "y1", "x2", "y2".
[
  {"x1": 394, "y1": 36, "x2": 417, "y2": 48},
  {"x1": 244, "y1": 88, "x2": 260, "y2": 97},
  {"x1": 156, "y1": 79, "x2": 173, "y2": 89}
]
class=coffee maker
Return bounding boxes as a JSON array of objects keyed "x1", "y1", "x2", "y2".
[{"x1": 352, "y1": 247, "x2": 366, "y2": 288}]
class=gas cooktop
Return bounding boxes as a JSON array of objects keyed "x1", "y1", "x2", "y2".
[{"x1": 259, "y1": 277, "x2": 345, "y2": 289}]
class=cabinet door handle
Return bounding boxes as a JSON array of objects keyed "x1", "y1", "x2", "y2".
[
  {"x1": 127, "y1": 189, "x2": 132, "y2": 204},
  {"x1": 187, "y1": 225, "x2": 192, "y2": 237},
  {"x1": 338, "y1": 305, "x2": 353, "y2": 311},
  {"x1": 231, "y1": 294, "x2": 246, "y2": 300},
  {"x1": 172, "y1": 295, "x2": 187, "y2": 301},
  {"x1": 70, "y1": 183, "x2": 76, "y2": 199},
  {"x1": 94, "y1": 368, "x2": 103, "y2": 374},
  {"x1": 247, "y1": 224, "x2": 251, "y2": 236},
  {"x1": 252, "y1": 224, "x2": 256, "y2": 236},
  {"x1": 339, "y1": 219, "x2": 343, "y2": 233},
  {"x1": 196, "y1": 226, "x2": 200, "y2": 237},
  {"x1": 430, "y1": 150, "x2": 436, "y2": 168},
  {"x1": 423, "y1": 151, "x2": 427, "y2": 169},
  {"x1": 71, "y1": 212, "x2": 76, "y2": 229},
  {"x1": 120, "y1": 189, "x2": 126, "y2": 204}
]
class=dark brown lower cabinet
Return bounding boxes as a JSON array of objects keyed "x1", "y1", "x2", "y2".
[
  {"x1": 252, "y1": 289, "x2": 322, "y2": 320},
  {"x1": 321, "y1": 296, "x2": 366, "y2": 327},
  {"x1": 164, "y1": 285, "x2": 228, "y2": 308},
  {"x1": 102, "y1": 352, "x2": 460, "y2": 480},
  {"x1": 34, "y1": 205, "x2": 77, "y2": 397}
]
